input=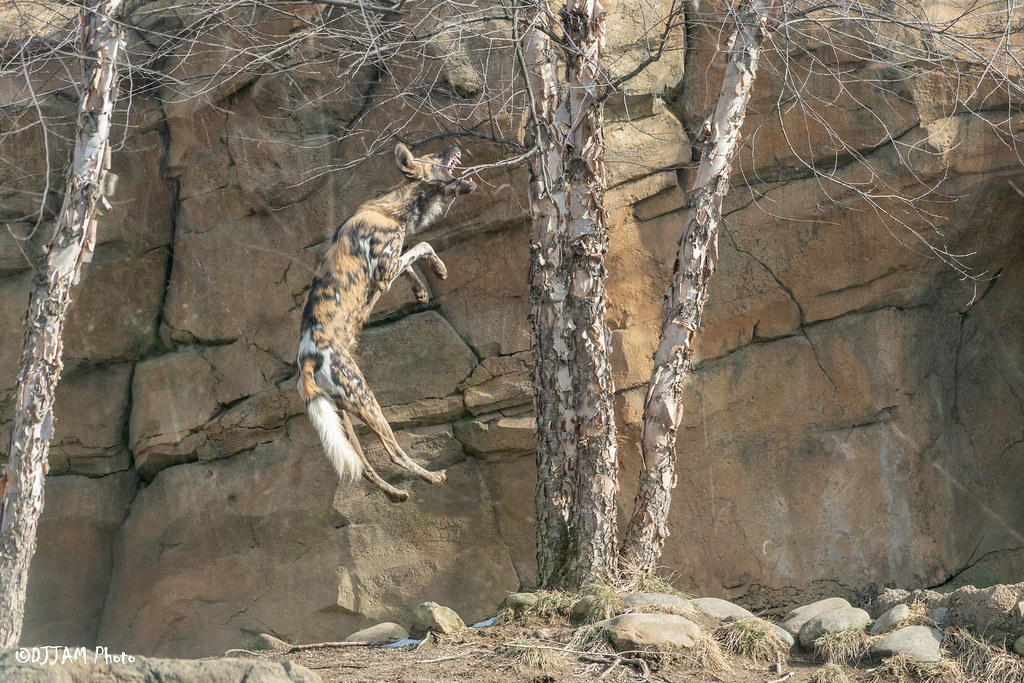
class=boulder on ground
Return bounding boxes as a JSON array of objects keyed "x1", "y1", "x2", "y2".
[
  {"x1": 798, "y1": 607, "x2": 871, "y2": 648},
  {"x1": 780, "y1": 598, "x2": 852, "y2": 637},
  {"x1": 621, "y1": 592, "x2": 695, "y2": 615},
  {"x1": 944, "y1": 582, "x2": 1024, "y2": 645},
  {"x1": 502, "y1": 592, "x2": 540, "y2": 613},
  {"x1": 596, "y1": 613, "x2": 702, "y2": 652},
  {"x1": 345, "y1": 622, "x2": 409, "y2": 644},
  {"x1": 255, "y1": 633, "x2": 291, "y2": 652},
  {"x1": 869, "y1": 625, "x2": 943, "y2": 663},
  {"x1": 410, "y1": 602, "x2": 466, "y2": 637},
  {"x1": 769, "y1": 623, "x2": 796, "y2": 648},
  {"x1": 691, "y1": 597, "x2": 754, "y2": 621},
  {"x1": 571, "y1": 595, "x2": 616, "y2": 623},
  {"x1": 870, "y1": 604, "x2": 912, "y2": 635}
]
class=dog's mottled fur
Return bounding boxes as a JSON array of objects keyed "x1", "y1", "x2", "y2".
[{"x1": 297, "y1": 143, "x2": 475, "y2": 502}]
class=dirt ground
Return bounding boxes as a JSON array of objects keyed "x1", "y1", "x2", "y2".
[{"x1": 233, "y1": 615, "x2": 902, "y2": 683}]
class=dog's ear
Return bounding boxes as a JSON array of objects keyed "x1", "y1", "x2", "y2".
[{"x1": 394, "y1": 143, "x2": 418, "y2": 180}]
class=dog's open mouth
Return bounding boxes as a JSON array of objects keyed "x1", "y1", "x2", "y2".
[{"x1": 446, "y1": 149, "x2": 476, "y2": 192}]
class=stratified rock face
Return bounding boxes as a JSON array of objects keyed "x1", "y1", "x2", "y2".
[
  {"x1": 93, "y1": 427, "x2": 517, "y2": 658},
  {"x1": 1, "y1": 0, "x2": 1022, "y2": 659},
  {"x1": 21, "y1": 473, "x2": 138, "y2": 647}
]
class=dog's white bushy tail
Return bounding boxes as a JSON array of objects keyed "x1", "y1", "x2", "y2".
[{"x1": 306, "y1": 394, "x2": 363, "y2": 480}]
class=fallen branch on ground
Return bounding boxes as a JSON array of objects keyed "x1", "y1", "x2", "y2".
[
  {"x1": 416, "y1": 648, "x2": 491, "y2": 663},
  {"x1": 285, "y1": 640, "x2": 373, "y2": 653},
  {"x1": 579, "y1": 653, "x2": 650, "y2": 679}
]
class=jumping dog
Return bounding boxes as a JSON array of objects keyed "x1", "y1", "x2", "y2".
[{"x1": 297, "y1": 143, "x2": 476, "y2": 502}]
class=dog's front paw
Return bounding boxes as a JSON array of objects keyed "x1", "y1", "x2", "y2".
[{"x1": 429, "y1": 258, "x2": 448, "y2": 281}]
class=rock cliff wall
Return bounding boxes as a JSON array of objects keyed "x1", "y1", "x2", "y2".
[{"x1": 1, "y1": 0, "x2": 1022, "y2": 658}]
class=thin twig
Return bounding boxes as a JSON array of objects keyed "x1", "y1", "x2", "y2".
[
  {"x1": 311, "y1": 0, "x2": 410, "y2": 16},
  {"x1": 415, "y1": 648, "x2": 490, "y2": 663},
  {"x1": 5, "y1": 224, "x2": 38, "y2": 271}
]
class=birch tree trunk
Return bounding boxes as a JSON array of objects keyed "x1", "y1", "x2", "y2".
[
  {"x1": 620, "y1": 0, "x2": 775, "y2": 573},
  {"x1": 523, "y1": 8, "x2": 576, "y2": 587},
  {"x1": 558, "y1": 0, "x2": 619, "y2": 588},
  {"x1": 0, "y1": 0, "x2": 124, "y2": 647},
  {"x1": 523, "y1": 0, "x2": 618, "y2": 589}
]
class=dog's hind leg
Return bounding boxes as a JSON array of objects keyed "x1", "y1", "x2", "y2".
[
  {"x1": 351, "y1": 400, "x2": 447, "y2": 485},
  {"x1": 328, "y1": 345, "x2": 447, "y2": 486},
  {"x1": 340, "y1": 411, "x2": 409, "y2": 503}
]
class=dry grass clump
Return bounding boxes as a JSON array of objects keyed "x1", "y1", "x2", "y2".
[
  {"x1": 811, "y1": 662, "x2": 851, "y2": 683},
  {"x1": 941, "y1": 627, "x2": 1024, "y2": 683},
  {"x1": 529, "y1": 591, "x2": 573, "y2": 619},
  {"x1": 566, "y1": 624, "x2": 614, "y2": 654},
  {"x1": 502, "y1": 640, "x2": 568, "y2": 673},
  {"x1": 579, "y1": 576, "x2": 623, "y2": 623},
  {"x1": 871, "y1": 627, "x2": 1024, "y2": 683},
  {"x1": 942, "y1": 627, "x2": 988, "y2": 674},
  {"x1": 898, "y1": 600, "x2": 939, "y2": 629},
  {"x1": 625, "y1": 600, "x2": 690, "y2": 616},
  {"x1": 676, "y1": 634, "x2": 731, "y2": 675},
  {"x1": 979, "y1": 649, "x2": 1024, "y2": 683},
  {"x1": 496, "y1": 590, "x2": 573, "y2": 624},
  {"x1": 873, "y1": 652, "x2": 966, "y2": 683},
  {"x1": 813, "y1": 627, "x2": 874, "y2": 665},
  {"x1": 616, "y1": 558, "x2": 692, "y2": 598},
  {"x1": 713, "y1": 617, "x2": 789, "y2": 664}
]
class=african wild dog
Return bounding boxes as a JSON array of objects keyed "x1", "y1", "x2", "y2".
[{"x1": 297, "y1": 143, "x2": 476, "y2": 502}]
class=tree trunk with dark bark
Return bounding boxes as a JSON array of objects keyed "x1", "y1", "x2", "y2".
[
  {"x1": 523, "y1": 0, "x2": 618, "y2": 589},
  {"x1": 0, "y1": 0, "x2": 124, "y2": 647},
  {"x1": 620, "y1": 0, "x2": 775, "y2": 573}
]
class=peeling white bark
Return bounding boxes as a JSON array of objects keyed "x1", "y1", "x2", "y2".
[
  {"x1": 0, "y1": 0, "x2": 124, "y2": 647},
  {"x1": 525, "y1": 0, "x2": 619, "y2": 589},
  {"x1": 621, "y1": 0, "x2": 775, "y2": 574},
  {"x1": 524, "y1": 9, "x2": 576, "y2": 585},
  {"x1": 559, "y1": 0, "x2": 619, "y2": 588}
]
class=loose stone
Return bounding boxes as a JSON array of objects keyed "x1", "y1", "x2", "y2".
[
  {"x1": 502, "y1": 592, "x2": 540, "y2": 613},
  {"x1": 779, "y1": 598, "x2": 852, "y2": 637},
  {"x1": 344, "y1": 622, "x2": 410, "y2": 644},
  {"x1": 690, "y1": 597, "x2": 755, "y2": 620},
  {"x1": 596, "y1": 613, "x2": 702, "y2": 652},
  {"x1": 870, "y1": 604, "x2": 911, "y2": 635},
  {"x1": 410, "y1": 602, "x2": 466, "y2": 637},
  {"x1": 621, "y1": 592, "x2": 695, "y2": 615},
  {"x1": 869, "y1": 625, "x2": 943, "y2": 663},
  {"x1": 798, "y1": 607, "x2": 871, "y2": 648}
]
